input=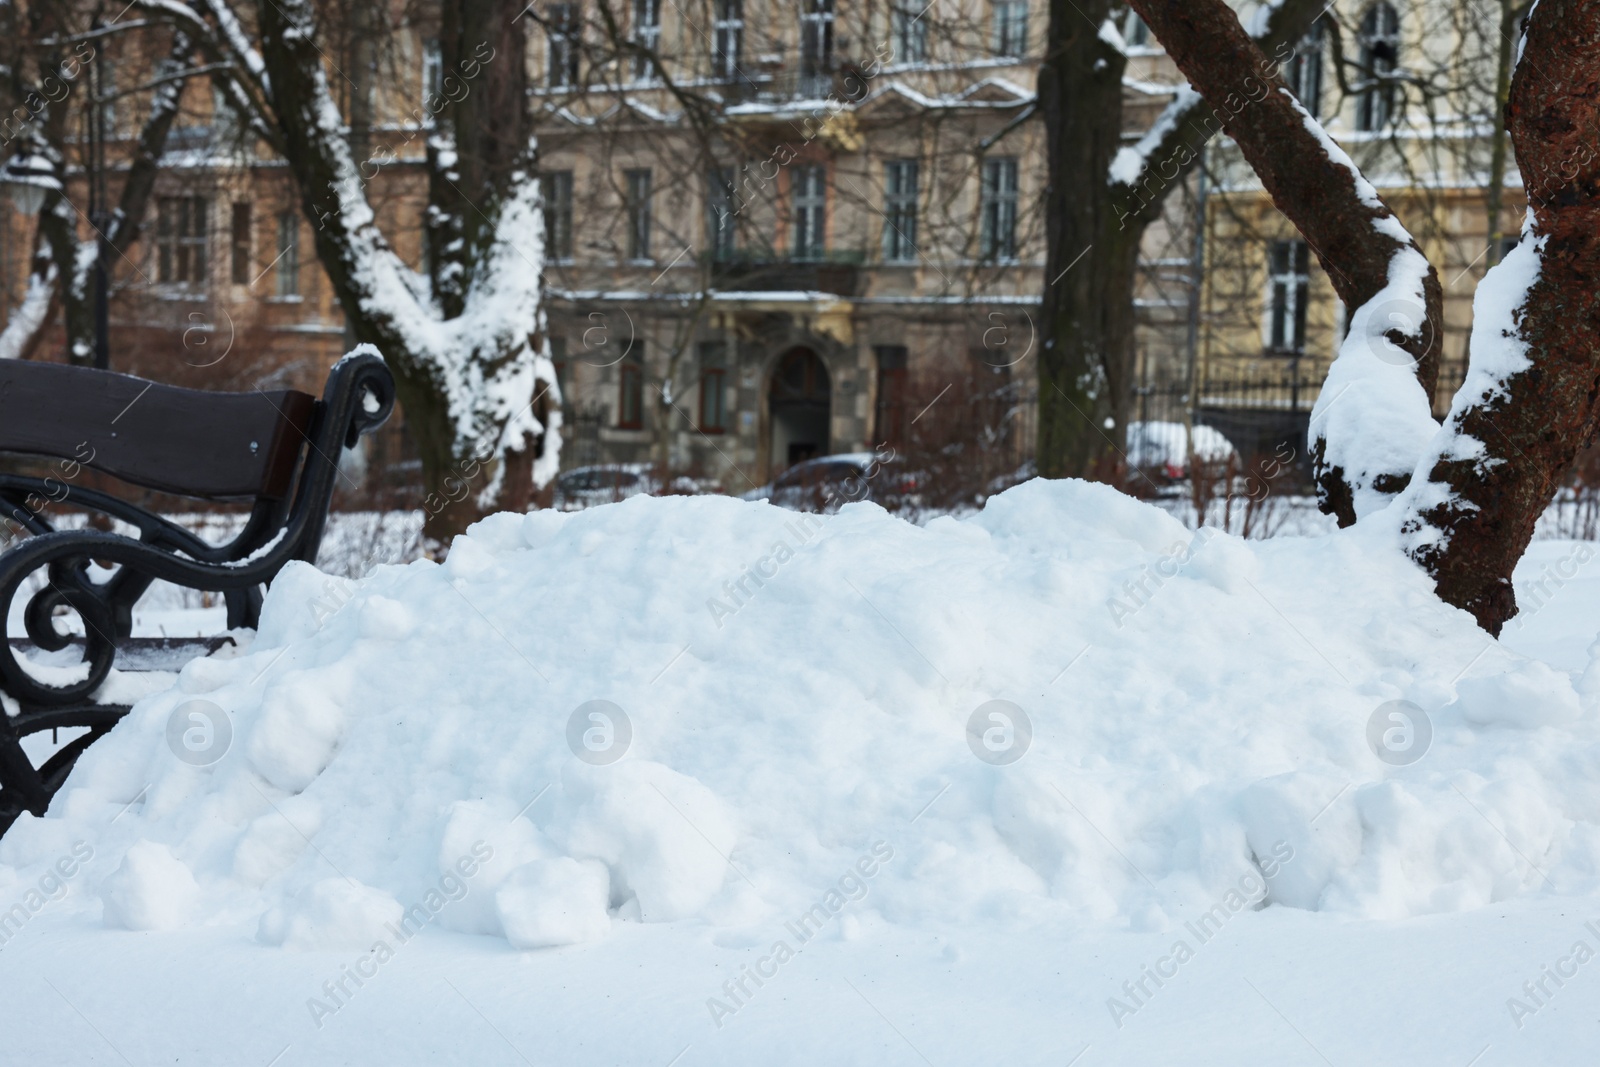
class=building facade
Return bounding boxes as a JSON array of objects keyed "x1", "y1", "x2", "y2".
[
  {"x1": 4, "y1": 0, "x2": 1209, "y2": 496},
  {"x1": 537, "y1": 0, "x2": 1061, "y2": 489},
  {"x1": 13, "y1": 1, "x2": 1517, "y2": 488},
  {"x1": 1192, "y1": 0, "x2": 1522, "y2": 428}
]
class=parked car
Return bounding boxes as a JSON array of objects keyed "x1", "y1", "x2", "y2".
[
  {"x1": 554, "y1": 464, "x2": 660, "y2": 510},
  {"x1": 743, "y1": 451, "x2": 920, "y2": 513},
  {"x1": 1126, "y1": 421, "x2": 1238, "y2": 481}
]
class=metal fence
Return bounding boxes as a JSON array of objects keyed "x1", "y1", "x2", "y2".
[
  {"x1": 1128, "y1": 360, "x2": 1469, "y2": 472},
  {"x1": 993, "y1": 359, "x2": 1474, "y2": 479},
  {"x1": 1136, "y1": 360, "x2": 1469, "y2": 423}
]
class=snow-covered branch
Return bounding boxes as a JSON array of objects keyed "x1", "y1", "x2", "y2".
[
  {"x1": 1126, "y1": 0, "x2": 1443, "y2": 525},
  {"x1": 251, "y1": 0, "x2": 556, "y2": 527},
  {"x1": 0, "y1": 257, "x2": 56, "y2": 361},
  {"x1": 1109, "y1": 0, "x2": 1328, "y2": 225}
]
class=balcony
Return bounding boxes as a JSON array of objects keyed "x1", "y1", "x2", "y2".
[
  {"x1": 709, "y1": 251, "x2": 864, "y2": 297},
  {"x1": 713, "y1": 50, "x2": 875, "y2": 108}
]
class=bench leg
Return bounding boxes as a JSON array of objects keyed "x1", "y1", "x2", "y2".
[{"x1": 0, "y1": 727, "x2": 50, "y2": 821}]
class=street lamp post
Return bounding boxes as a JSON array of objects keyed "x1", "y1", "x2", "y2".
[{"x1": 86, "y1": 16, "x2": 111, "y2": 370}]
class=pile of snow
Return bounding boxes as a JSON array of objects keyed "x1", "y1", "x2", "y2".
[
  {"x1": 1127, "y1": 420, "x2": 1237, "y2": 474},
  {"x1": 6, "y1": 481, "x2": 1600, "y2": 953}
]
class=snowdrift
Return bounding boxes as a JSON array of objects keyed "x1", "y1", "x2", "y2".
[{"x1": 6, "y1": 480, "x2": 1600, "y2": 951}]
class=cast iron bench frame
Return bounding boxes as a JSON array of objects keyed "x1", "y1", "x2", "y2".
[{"x1": 0, "y1": 350, "x2": 394, "y2": 833}]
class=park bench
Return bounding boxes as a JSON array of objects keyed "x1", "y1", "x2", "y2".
[{"x1": 0, "y1": 350, "x2": 394, "y2": 834}]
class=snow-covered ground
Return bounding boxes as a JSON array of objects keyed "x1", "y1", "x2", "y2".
[{"x1": 4, "y1": 483, "x2": 1600, "y2": 1065}]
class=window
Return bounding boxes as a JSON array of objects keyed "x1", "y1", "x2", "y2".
[
  {"x1": 707, "y1": 167, "x2": 737, "y2": 261},
  {"x1": 212, "y1": 84, "x2": 242, "y2": 146},
  {"x1": 792, "y1": 164, "x2": 826, "y2": 261},
  {"x1": 547, "y1": 3, "x2": 580, "y2": 88},
  {"x1": 1122, "y1": 10, "x2": 1149, "y2": 48},
  {"x1": 713, "y1": 0, "x2": 744, "y2": 80},
  {"x1": 543, "y1": 170, "x2": 574, "y2": 261},
  {"x1": 422, "y1": 37, "x2": 442, "y2": 102},
  {"x1": 230, "y1": 202, "x2": 251, "y2": 285},
  {"x1": 892, "y1": 3, "x2": 928, "y2": 63},
  {"x1": 630, "y1": 0, "x2": 661, "y2": 83},
  {"x1": 1288, "y1": 21, "x2": 1324, "y2": 119},
  {"x1": 1357, "y1": 3, "x2": 1399, "y2": 132},
  {"x1": 993, "y1": 1, "x2": 1028, "y2": 57},
  {"x1": 618, "y1": 345, "x2": 644, "y2": 429},
  {"x1": 800, "y1": 0, "x2": 835, "y2": 97},
  {"x1": 883, "y1": 160, "x2": 919, "y2": 262},
  {"x1": 275, "y1": 210, "x2": 299, "y2": 297},
  {"x1": 157, "y1": 196, "x2": 209, "y2": 287},
  {"x1": 980, "y1": 158, "x2": 1019, "y2": 261},
  {"x1": 624, "y1": 168, "x2": 652, "y2": 260},
  {"x1": 698, "y1": 341, "x2": 728, "y2": 433},
  {"x1": 1267, "y1": 240, "x2": 1310, "y2": 352},
  {"x1": 874, "y1": 345, "x2": 908, "y2": 446}
]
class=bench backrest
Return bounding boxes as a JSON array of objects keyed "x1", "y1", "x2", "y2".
[{"x1": 0, "y1": 361, "x2": 317, "y2": 500}]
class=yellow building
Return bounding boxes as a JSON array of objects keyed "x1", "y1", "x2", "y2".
[{"x1": 1194, "y1": 0, "x2": 1522, "y2": 426}]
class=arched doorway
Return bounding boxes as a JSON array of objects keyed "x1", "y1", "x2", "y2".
[{"x1": 768, "y1": 348, "x2": 831, "y2": 477}]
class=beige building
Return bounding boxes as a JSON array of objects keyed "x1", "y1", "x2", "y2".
[
  {"x1": 537, "y1": 0, "x2": 1057, "y2": 488},
  {"x1": 4, "y1": 0, "x2": 1206, "y2": 495},
  {"x1": 1194, "y1": 0, "x2": 1522, "y2": 425},
  {"x1": 25, "y1": 1, "x2": 1509, "y2": 485}
]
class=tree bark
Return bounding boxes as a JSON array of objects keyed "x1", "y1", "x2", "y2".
[
  {"x1": 428, "y1": 0, "x2": 531, "y2": 318},
  {"x1": 1037, "y1": 0, "x2": 1131, "y2": 480},
  {"x1": 1123, "y1": 0, "x2": 1600, "y2": 634},
  {"x1": 1400, "y1": 0, "x2": 1600, "y2": 633},
  {"x1": 1, "y1": 0, "x2": 73, "y2": 363}
]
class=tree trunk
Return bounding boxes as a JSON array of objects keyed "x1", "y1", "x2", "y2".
[
  {"x1": 1037, "y1": 0, "x2": 1129, "y2": 480},
  {"x1": 1126, "y1": 0, "x2": 1600, "y2": 634},
  {"x1": 6, "y1": 0, "x2": 74, "y2": 364},
  {"x1": 1037, "y1": 0, "x2": 1328, "y2": 482},
  {"x1": 428, "y1": 0, "x2": 531, "y2": 318},
  {"x1": 54, "y1": 30, "x2": 192, "y2": 366},
  {"x1": 1482, "y1": 0, "x2": 1522, "y2": 269},
  {"x1": 1399, "y1": 0, "x2": 1600, "y2": 633},
  {"x1": 1127, "y1": 0, "x2": 1443, "y2": 525},
  {"x1": 251, "y1": 0, "x2": 557, "y2": 545}
]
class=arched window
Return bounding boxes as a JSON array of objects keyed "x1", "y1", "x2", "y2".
[
  {"x1": 1288, "y1": 19, "x2": 1324, "y2": 119},
  {"x1": 1357, "y1": 3, "x2": 1400, "y2": 131}
]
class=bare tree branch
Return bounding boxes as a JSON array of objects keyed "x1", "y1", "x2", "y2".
[{"x1": 1128, "y1": 0, "x2": 1443, "y2": 525}]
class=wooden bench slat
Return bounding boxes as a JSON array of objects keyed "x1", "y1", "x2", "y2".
[
  {"x1": 0, "y1": 349, "x2": 394, "y2": 837},
  {"x1": 0, "y1": 362, "x2": 316, "y2": 500}
]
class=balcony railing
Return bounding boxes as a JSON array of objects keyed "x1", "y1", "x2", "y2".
[
  {"x1": 713, "y1": 51, "x2": 875, "y2": 107},
  {"x1": 708, "y1": 250, "x2": 865, "y2": 296}
]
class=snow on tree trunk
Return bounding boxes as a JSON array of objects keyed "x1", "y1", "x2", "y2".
[
  {"x1": 5, "y1": 29, "x2": 190, "y2": 365},
  {"x1": 194, "y1": 0, "x2": 560, "y2": 543},
  {"x1": 61, "y1": 31, "x2": 192, "y2": 365},
  {"x1": 1394, "y1": 0, "x2": 1600, "y2": 634},
  {"x1": 0, "y1": 234, "x2": 59, "y2": 362},
  {"x1": 1127, "y1": 0, "x2": 1444, "y2": 526}
]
